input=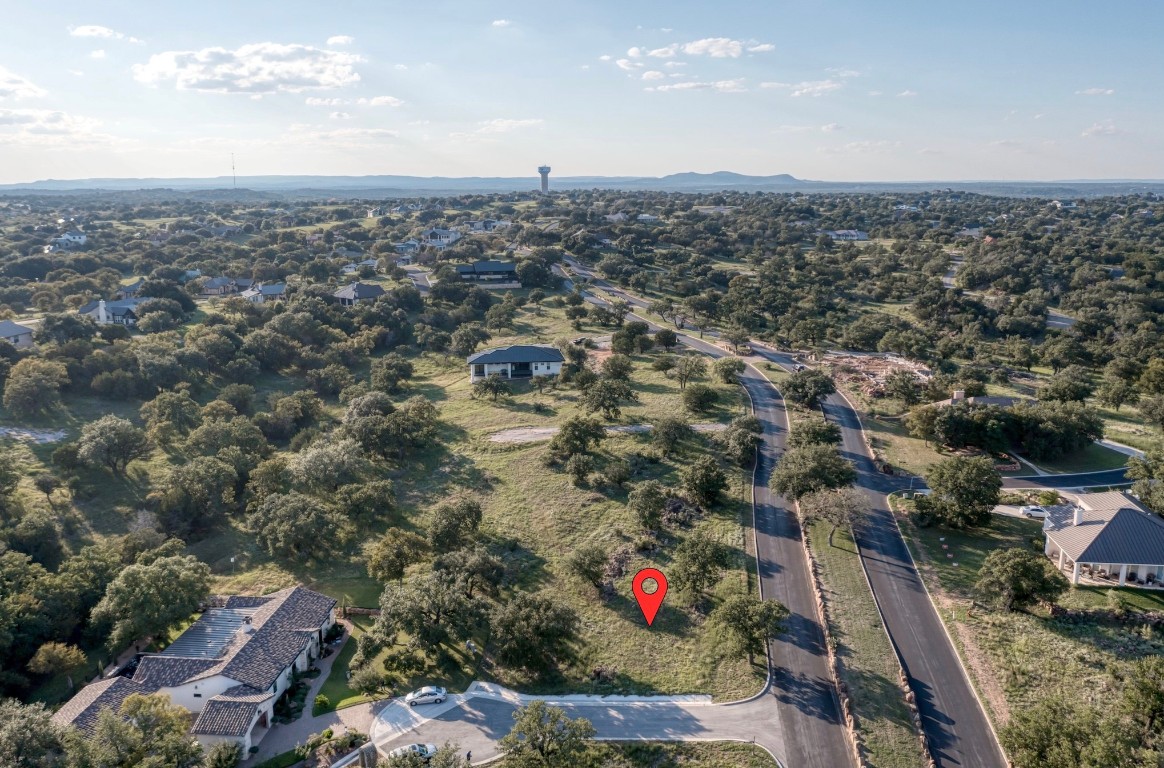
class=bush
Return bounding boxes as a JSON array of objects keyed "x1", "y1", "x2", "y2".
[
  {"x1": 313, "y1": 695, "x2": 330, "y2": 711},
  {"x1": 682, "y1": 383, "x2": 719, "y2": 413}
]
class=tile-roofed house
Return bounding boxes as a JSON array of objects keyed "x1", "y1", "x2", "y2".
[
  {"x1": 52, "y1": 586, "x2": 336, "y2": 754},
  {"x1": 0, "y1": 319, "x2": 34, "y2": 349},
  {"x1": 467, "y1": 344, "x2": 565, "y2": 382},
  {"x1": 1043, "y1": 491, "x2": 1164, "y2": 587},
  {"x1": 334, "y1": 281, "x2": 385, "y2": 306}
]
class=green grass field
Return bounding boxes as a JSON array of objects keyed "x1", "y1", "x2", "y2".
[{"x1": 496, "y1": 742, "x2": 778, "y2": 767}]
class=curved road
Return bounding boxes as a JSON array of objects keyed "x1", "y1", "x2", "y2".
[{"x1": 569, "y1": 259, "x2": 1005, "y2": 768}]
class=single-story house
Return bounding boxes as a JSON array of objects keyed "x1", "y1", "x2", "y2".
[
  {"x1": 52, "y1": 586, "x2": 336, "y2": 754},
  {"x1": 78, "y1": 298, "x2": 148, "y2": 326},
  {"x1": 467, "y1": 219, "x2": 512, "y2": 233},
  {"x1": 455, "y1": 261, "x2": 518, "y2": 283},
  {"x1": 637, "y1": 214, "x2": 660, "y2": 223},
  {"x1": 394, "y1": 239, "x2": 421, "y2": 255},
  {"x1": 334, "y1": 282, "x2": 385, "y2": 306},
  {"x1": 824, "y1": 229, "x2": 869, "y2": 241},
  {"x1": 1043, "y1": 491, "x2": 1164, "y2": 587},
  {"x1": 54, "y1": 232, "x2": 87, "y2": 248},
  {"x1": 467, "y1": 344, "x2": 564, "y2": 382},
  {"x1": 239, "y1": 284, "x2": 287, "y2": 304},
  {"x1": 341, "y1": 259, "x2": 380, "y2": 275},
  {"x1": 202, "y1": 277, "x2": 242, "y2": 296},
  {"x1": 0, "y1": 319, "x2": 34, "y2": 349}
]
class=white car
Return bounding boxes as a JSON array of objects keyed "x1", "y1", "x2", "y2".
[
  {"x1": 404, "y1": 686, "x2": 447, "y2": 707},
  {"x1": 1020, "y1": 505, "x2": 1048, "y2": 519},
  {"x1": 387, "y1": 743, "x2": 437, "y2": 761}
]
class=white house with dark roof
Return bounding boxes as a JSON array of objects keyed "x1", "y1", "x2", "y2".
[
  {"x1": 467, "y1": 344, "x2": 564, "y2": 382},
  {"x1": 239, "y1": 283, "x2": 287, "y2": 304},
  {"x1": 0, "y1": 319, "x2": 34, "y2": 349},
  {"x1": 78, "y1": 298, "x2": 149, "y2": 326},
  {"x1": 334, "y1": 281, "x2": 385, "y2": 306},
  {"x1": 51, "y1": 586, "x2": 336, "y2": 754},
  {"x1": 1043, "y1": 491, "x2": 1164, "y2": 587}
]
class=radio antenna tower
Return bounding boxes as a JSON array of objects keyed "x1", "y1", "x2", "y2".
[{"x1": 231, "y1": 153, "x2": 237, "y2": 190}]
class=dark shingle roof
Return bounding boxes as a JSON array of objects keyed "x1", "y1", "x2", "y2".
[
  {"x1": 455, "y1": 260, "x2": 516, "y2": 275},
  {"x1": 134, "y1": 656, "x2": 222, "y2": 687},
  {"x1": 191, "y1": 698, "x2": 260, "y2": 737},
  {"x1": 218, "y1": 586, "x2": 336, "y2": 690},
  {"x1": 467, "y1": 344, "x2": 565, "y2": 365},
  {"x1": 50, "y1": 677, "x2": 154, "y2": 735},
  {"x1": 334, "y1": 282, "x2": 386, "y2": 301},
  {"x1": 77, "y1": 298, "x2": 148, "y2": 317},
  {"x1": 1045, "y1": 492, "x2": 1164, "y2": 564}
]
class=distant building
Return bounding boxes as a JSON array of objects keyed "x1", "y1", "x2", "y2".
[
  {"x1": 604, "y1": 212, "x2": 628, "y2": 223},
  {"x1": 78, "y1": 298, "x2": 147, "y2": 326},
  {"x1": 466, "y1": 219, "x2": 513, "y2": 233},
  {"x1": 239, "y1": 283, "x2": 287, "y2": 304},
  {"x1": 54, "y1": 232, "x2": 87, "y2": 249},
  {"x1": 0, "y1": 319, "x2": 34, "y2": 349},
  {"x1": 455, "y1": 260, "x2": 518, "y2": 283},
  {"x1": 928, "y1": 390, "x2": 1026, "y2": 409},
  {"x1": 394, "y1": 239, "x2": 420, "y2": 254},
  {"x1": 419, "y1": 228, "x2": 462, "y2": 251},
  {"x1": 341, "y1": 259, "x2": 380, "y2": 276},
  {"x1": 637, "y1": 214, "x2": 660, "y2": 223},
  {"x1": 115, "y1": 278, "x2": 146, "y2": 300},
  {"x1": 333, "y1": 282, "x2": 385, "y2": 306},
  {"x1": 824, "y1": 229, "x2": 869, "y2": 241},
  {"x1": 538, "y1": 165, "x2": 551, "y2": 194},
  {"x1": 468, "y1": 344, "x2": 564, "y2": 382}
]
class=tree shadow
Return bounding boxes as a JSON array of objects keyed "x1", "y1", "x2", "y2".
[
  {"x1": 770, "y1": 665, "x2": 844, "y2": 724},
  {"x1": 845, "y1": 667, "x2": 916, "y2": 730}
]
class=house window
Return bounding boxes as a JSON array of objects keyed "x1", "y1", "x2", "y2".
[{"x1": 193, "y1": 693, "x2": 202, "y2": 698}]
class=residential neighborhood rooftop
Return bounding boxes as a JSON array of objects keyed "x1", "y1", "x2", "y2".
[{"x1": 467, "y1": 344, "x2": 565, "y2": 365}]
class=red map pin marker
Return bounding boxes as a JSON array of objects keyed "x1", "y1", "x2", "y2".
[{"x1": 631, "y1": 568, "x2": 668, "y2": 626}]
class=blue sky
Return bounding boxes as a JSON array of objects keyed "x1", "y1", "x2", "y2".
[{"x1": 0, "y1": 0, "x2": 1160, "y2": 183}]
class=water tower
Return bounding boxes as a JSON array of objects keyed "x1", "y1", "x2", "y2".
[{"x1": 538, "y1": 165, "x2": 551, "y2": 193}]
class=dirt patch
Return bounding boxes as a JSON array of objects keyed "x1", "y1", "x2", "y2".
[{"x1": 488, "y1": 423, "x2": 727, "y2": 444}]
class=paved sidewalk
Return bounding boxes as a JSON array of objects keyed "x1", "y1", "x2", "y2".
[{"x1": 246, "y1": 621, "x2": 379, "y2": 764}]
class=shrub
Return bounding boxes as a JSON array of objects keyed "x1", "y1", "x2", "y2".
[{"x1": 313, "y1": 695, "x2": 330, "y2": 711}]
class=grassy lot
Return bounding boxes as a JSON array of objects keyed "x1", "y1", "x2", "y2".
[
  {"x1": 1033, "y1": 442, "x2": 1128, "y2": 474},
  {"x1": 897, "y1": 502, "x2": 1164, "y2": 726},
  {"x1": 808, "y1": 522, "x2": 928, "y2": 768},
  {"x1": 498, "y1": 742, "x2": 777, "y2": 767}
]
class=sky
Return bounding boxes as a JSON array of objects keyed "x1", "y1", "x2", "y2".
[{"x1": 0, "y1": 0, "x2": 1161, "y2": 184}]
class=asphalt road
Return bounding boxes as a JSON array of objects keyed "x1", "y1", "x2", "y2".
[
  {"x1": 1001, "y1": 468, "x2": 1130, "y2": 489},
  {"x1": 562, "y1": 259, "x2": 854, "y2": 768}
]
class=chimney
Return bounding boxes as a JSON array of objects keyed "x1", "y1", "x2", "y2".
[
  {"x1": 97, "y1": 299, "x2": 107, "y2": 325},
  {"x1": 1073, "y1": 507, "x2": 1084, "y2": 526},
  {"x1": 952, "y1": 389, "x2": 965, "y2": 401}
]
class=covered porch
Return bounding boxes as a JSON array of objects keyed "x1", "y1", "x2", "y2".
[{"x1": 1046, "y1": 541, "x2": 1164, "y2": 587}]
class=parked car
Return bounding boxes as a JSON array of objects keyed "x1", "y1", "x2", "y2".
[
  {"x1": 404, "y1": 686, "x2": 447, "y2": 706},
  {"x1": 1020, "y1": 505, "x2": 1048, "y2": 519},
  {"x1": 387, "y1": 743, "x2": 437, "y2": 761}
]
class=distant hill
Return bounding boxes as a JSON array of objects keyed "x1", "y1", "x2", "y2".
[{"x1": 0, "y1": 172, "x2": 1161, "y2": 198}]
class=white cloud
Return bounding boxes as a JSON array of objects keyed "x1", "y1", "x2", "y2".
[
  {"x1": 305, "y1": 97, "x2": 344, "y2": 106},
  {"x1": 1076, "y1": 87, "x2": 1114, "y2": 96},
  {"x1": 1082, "y1": 119, "x2": 1119, "y2": 137},
  {"x1": 599, "y1": 55, "x2": 612, "y2": 62},
  {"x1": 69, "y1": 25, "x2": 142, "y2": 43},
  {"x1": 90, "y1": 50, "x2": 106, "y2": 59},
  {"x1": 394, "y1": 64, "x2": 409, "y2": 70},
  {"x1": 491, "y1": 19, "x2": 511, "y2": 27},
  {"x1": 647, "y1": 45, "x2": 678, "y2": 58},
  {"x1": 615, "y1": 58, "x2": 642, "y2": 71},
  {"x1": 327, "y1": 35, "x2": 355, "y2": 46},
  {"x1": 828, "y1": 140, "x2": 900, "y2": 154},
  {"x1": 0, "y1": 66, "x2": 47, "y2": 99},
  {"x1": 358, "y1": 95, "x2": 404, "y2": 107},
  {"x1": 642, "y1": 70, "x2": 665, "y2": 81},
  {"x1": 747, "y1": 43, "x2": 776, "y2": 53},
  {"x1": 827, "y1": 67, "x2": 862, "y2": 78},
  {"x1": 477, "y1": 118, "x2": 543, "y2": 133},
  {"x1": 681, "y1": 38, "x2": 745, "y2": 57},
  {"x1": 820, "y1": 123, "x2": 843, "y2": 132},
  {"x1": 663, "y1": 61, "x2": 686, "y2": 68},
  {"x1": 329, "y1": 111, "x2": 351, "y2": 120},
  {"x1": 648, "y1": 79, "x2": 746, "y2": 93},
  {"x1": 761, "y1": 79, "x2": 843, "y2": 97},
  {"x1": 627, "y1": 47, "x2": 644, "y2": 58},
  {"x1": 0, "y1": 108, "x2": 119, "y2": 147},
  {"x1": 897, "y1": 89, "x2": 918, "y2": 97},
  {"x1": 133, "y1": 42, "x2": 363, "y2": 94}
]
